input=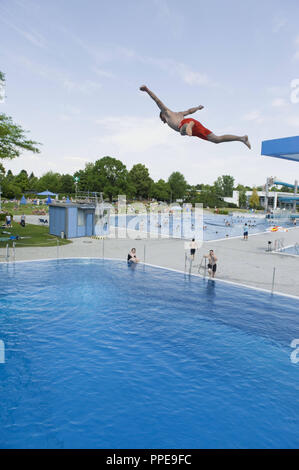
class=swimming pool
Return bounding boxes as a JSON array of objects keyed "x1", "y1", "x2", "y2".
[
  {"x1": 109, "y1": 213, "x2": 284, "y2": 241},
  {"x1": 0, "y1": 259, "x2": 298, "y2": 449},
  {"x1": 279, "y1": 245, "x2": 299, "y2": 256}
]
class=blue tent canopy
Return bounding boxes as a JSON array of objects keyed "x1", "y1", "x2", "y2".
[
  {"x1": 45, "y1": 196, "x2": 52, "y2": 205},
  {"x1": 20, "y1": 195, "x2": 27, "y2": 205},
  {"x1": 37, "y1": 190, "x2": 58, "y2": 196}
]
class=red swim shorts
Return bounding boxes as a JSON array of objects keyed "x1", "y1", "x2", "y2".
[{"x1": 179, "y1": 118, "x2": 212, "y2": 140}]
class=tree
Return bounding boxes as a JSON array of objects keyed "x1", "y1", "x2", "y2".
[
  {"x1": 92, "y1": 157, "x2": 129, "y2": 200},
  {"x1": 15, "y1": 169, "x2": 29, "y2": 192},
  {"x1": 168, "y1": 172, "x2": 187, "y2": 201},
  {"x1": 214, "y1": 175, "x2": 235, "y2": 197},
  {"x1": 60, "y1": 174, "x2": 75, "y2": 194},
  {"x1": 249, "y1": 187, "x2": 260, "y2": 209},
  {"x1": 128, "y1": 164, "x2": 153, "y2": 200},
  {"x1": 0, "y1": 71, "x2": 41, "y2": 160},
  {"x1": 37, "y1": 171, "x2": 61, "y2": 193},
  {"x1": 150, "y1": 179, "x2": 170, "y2": 201}
]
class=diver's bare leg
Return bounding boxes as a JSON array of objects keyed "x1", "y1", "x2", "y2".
[{"x1": 207, "y1": 133, "x2": 251, "y2": 149}]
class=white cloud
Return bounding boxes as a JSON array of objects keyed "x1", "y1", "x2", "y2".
[
  {"x1": 63, "y1": 79, "x2": 101, "y2": 94},
  {"x1": 286, "y1": 116, "x2": 299, "y2": 128},
  {"x1": 294, "y1": 36, "x2": 299, "y2": 60},
  {"x1": 272, "y1": 16, "x2": 287, "y2": 33},
  {"x1": 0, "y1": 16, "x2": 46, "y2": 48},
  {"x1": 271, "y1": 98, "x2": 288, "y2": 107},
  {"x1": 243, "y1": 110, "x2": 264, "y2": 123}
]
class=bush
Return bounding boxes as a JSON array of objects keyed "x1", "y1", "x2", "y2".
[{"x1": 216, "y1": 209, "x2": 229, "y2": 215}]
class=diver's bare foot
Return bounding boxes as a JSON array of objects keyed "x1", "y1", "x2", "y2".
[{"x1": 243, "y1": 135, "x2": 251, "y2": 149}]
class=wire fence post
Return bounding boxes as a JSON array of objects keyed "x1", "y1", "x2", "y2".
[
  {"x1": 271, "y1": 267, "x2": 276, "y2": 294},
  {"x1": 12, "y1": 242, "x2": 16, "y2": 261},
  {"x1": 5, "y1": 243, "x2": 9, "y2": 262}
]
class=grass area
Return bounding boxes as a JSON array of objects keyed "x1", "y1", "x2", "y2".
[
  {"x1": 0, "y1": 222, "x2": 72, "y2": 248},
  {"x1": 1, "y1": 202, "x2": 49, "y2": 215}
]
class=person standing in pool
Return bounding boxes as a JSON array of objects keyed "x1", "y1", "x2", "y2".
[
  {"x1": 140, "y1": 85, "x2": 251, "y2": 149},
  {"x1": 243, "y1": 223, "x2": 249, "y2": 240},
  {"x1": 204, "y1": 250, "x2": 217, "y2": 278}
]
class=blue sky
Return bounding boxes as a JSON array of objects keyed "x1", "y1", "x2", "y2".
[{"x1": 1, "y1": 0, "x2": 299, "y2": 186}]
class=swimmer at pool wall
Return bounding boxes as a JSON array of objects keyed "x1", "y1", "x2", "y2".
[{"x1": 127, "y1": 248, "x2": 140, "y2": 264}]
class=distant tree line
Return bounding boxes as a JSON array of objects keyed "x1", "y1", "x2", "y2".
[{"x1": 0, "y1": 155, "x2": 259, "y2": 208}]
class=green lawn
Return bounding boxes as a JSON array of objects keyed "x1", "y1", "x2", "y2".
[
  {"x1": 1, "y1": 202, "x2": 49, "y2": 215},
  {"x1": 0, "y1": 222, "x2": 72, "y2": 248}
]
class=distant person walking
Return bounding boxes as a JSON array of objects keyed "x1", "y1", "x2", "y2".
[
  {"x1": 5, "y1": 214, "x2": 12, "y2": 228},
  {"x1": 243, "y1": 223, "x2": 249, "y2": 240},
  {"x1": 204, "y1": 249, "x2": 217, "y2": 278},
  {"x1": 20, "y1": 214, "x2": 26, "y2": 227},
  {"x1": 190, "y1": 238, "x2": 198, "y2": 261}
]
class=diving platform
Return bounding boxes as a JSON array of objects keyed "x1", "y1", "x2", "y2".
[{"x1": 261, "y1": 136, "x2": 299, "y2": 162}]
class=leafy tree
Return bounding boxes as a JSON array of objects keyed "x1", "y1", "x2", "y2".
[
  {"x1": 15, "y1": 169, "x2": 29, "y2": 192},
  {"x1": 214, "y1": 175, "x2": 235, "y2": 197},
  {"x1": 0, "y1": 71, "x2": 41, "y2": 160},
  {"x1": 249, "y1": 187, "x2": 260, "y2": 209},
  {"x1": 128, "y1": 163, "x2": 153, "y2": 199},
  {"x1": 60, "y1": 174, "x2": 75, "y2": 194},
  {"x1": 168, "y1": 172, "x2": 187, "y2": 201},
  {"x1": 92, "y1": 157, "x2": 129, "y2": 200},
  {"x1": 150, "y1": 179, "x2": 171, "y2": 201},
  {"x1": 37, "y1": 171, "x2": 61, "y2": 193}
]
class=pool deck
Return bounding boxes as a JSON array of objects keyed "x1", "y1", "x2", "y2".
[{"x1": 1, "y1": 226, "x2": 299, "y2": 298}]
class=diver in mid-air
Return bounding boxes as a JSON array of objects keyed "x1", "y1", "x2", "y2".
[{"x1": 140, "y1": 85, "x2": 251, "y2": 149}]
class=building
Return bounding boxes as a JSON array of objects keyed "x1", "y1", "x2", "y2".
[{"x1": 49, "y1": 202, "x2": 95, "y2": 238}]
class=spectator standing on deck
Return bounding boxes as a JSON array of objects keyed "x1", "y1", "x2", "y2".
[
  {"x1": 190, "y1": 238, "x2": 198, "y2": 261},
  {"x1": 243, "y1": 223, "x2": 249, "y2": 240}
]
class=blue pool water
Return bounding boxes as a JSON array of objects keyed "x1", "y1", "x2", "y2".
[
  {"x1": 110, "y1": 213, "x2": 282, "y2": 240},
  {"x1": 281, "y1": 245, "x2": 299, "y2": 256},
  {"x1": 0, "y1": 259, "x2": 299, "y2": 449}
]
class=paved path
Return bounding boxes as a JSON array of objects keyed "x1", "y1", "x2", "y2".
[{"x1": 1, "y1": 227, "x2": 299, "y2": 297}]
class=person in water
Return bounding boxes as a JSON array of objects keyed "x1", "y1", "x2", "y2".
[
  {"x1": 140, "y1": 85, "x2": 251, "y2": 149},
  {"x1": 204, "y1": 249, "x2": 218, "y2": 278},
  {"x1": 127, "y1": 248, "x2": 140, "y2": 264}
]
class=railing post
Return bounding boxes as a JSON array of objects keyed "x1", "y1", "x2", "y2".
[
  {"x1": 5, "y1": 243, "x2": 9, "y2": 262},
  {"x1": 12, "y1": 241, "x2": 16, "y2": 261},
  {"x1": 271, "y1": 267, "x2": 276, "y2": 294},
  {"x1": 56, "y1": 238, "x2": 59, "y2": 259}
]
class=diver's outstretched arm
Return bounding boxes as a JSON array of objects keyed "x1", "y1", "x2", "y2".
[
  {"x1": 183, "y1": 105, "x2": 204, "y2": 116},
  {"x1": 139, "y1": 85, "x2": 168, "y2": 112}
]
